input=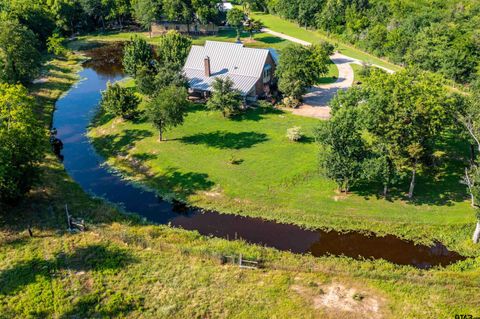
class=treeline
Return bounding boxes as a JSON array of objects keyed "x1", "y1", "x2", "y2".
[
  {"x1": 0, "y1": 0, "x2": 227, "y2": 37},
  {"x1": 259, "y1": 0, "x2": 480, "y2": 84}
]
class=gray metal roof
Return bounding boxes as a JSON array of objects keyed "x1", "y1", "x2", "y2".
[{"x1": 183, "y1": 41, "x2": 271, "y2": 95}]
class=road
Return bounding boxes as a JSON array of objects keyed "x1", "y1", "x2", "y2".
[{"x1": 262, "y1": 28, "x2": 394, "y2": 119}]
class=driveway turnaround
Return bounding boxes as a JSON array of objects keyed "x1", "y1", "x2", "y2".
[{"x1": 262, "y1": 28, "x2": 394, "y2": 119}]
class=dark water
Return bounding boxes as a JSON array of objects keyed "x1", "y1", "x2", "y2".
[{"x1": 52, "y1": 45, "x2": 466, "y2": 269}]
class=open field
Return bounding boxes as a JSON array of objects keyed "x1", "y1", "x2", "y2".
[
  {"x1": 249, "y1": 12, "x2": 402, "y2": 72},
  {"x1": 0, "y1": 44, "x2": 479, "y2": 319},
  {"x1": 89, "y1": 94, "x2": 479, "y2": 256}
]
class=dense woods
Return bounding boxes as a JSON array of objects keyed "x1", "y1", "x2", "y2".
[{"x1": 262, "y1": 0, "x2": 480, "y2": 84}]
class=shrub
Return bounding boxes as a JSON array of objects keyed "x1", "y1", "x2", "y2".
[
  {"x1": 47, "y1": 33, "x2": 67, "y2": 56},
  {"x1": 286, "y1": 126, "x2": 303, "y2": 141},
  {"x1": 282, "y1": 96, "x2": 301, "y2": 108}
]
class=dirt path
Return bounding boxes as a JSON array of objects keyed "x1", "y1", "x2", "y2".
[{"x1": 263, "y1": 28, "x2": 394, "y2": 119}]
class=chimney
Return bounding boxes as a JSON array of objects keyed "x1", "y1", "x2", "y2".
[{"x1": 204, "y1": 56, "x2": 211, "y2": 77}]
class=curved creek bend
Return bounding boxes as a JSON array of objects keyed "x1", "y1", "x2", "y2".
[{"x1": 53, "y1": 45, "x2": 466, "y2": 269}]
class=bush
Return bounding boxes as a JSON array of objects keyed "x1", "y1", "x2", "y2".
[
  {"x1": 286, "y1": 126, "x2": 303, "y2": 141},
  {"x1": 101, "y1": 83, "x2": 140, "y2": 119},
  {"x1": 282, "y1": 96, "x2": 301, "y2": 108},
  {"x1": 47, "y1": 33, "x2": 67, "y2": 56}
]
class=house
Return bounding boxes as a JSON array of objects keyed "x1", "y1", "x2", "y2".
[
  {"x1": 183, "y1": 41, "x2": 277, "y2": 101},
  {"x1": 219, "y1": 2, "x2": 233, "y2": 11},
  {"x1": 152, "y1": 22, "x2": 219, "y2": 36}
]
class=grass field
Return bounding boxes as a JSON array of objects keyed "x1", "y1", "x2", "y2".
[
  {"x1": 89, "y1": 94, "x2": 478, "y2": 256},
  {"x1": 249, "y1": 12, "x2": 402, "y2": 72},
  {"x1": 1, "y1": 49, "x2": 479, "y2": 319}
]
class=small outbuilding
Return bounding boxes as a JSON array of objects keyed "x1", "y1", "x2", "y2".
[{"x1": 183, "y1": 41, "x2": 277, "y2": 101}]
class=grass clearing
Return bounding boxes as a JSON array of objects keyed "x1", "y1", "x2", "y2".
[
  {"x1": 89, "y1": 95, "x2": 478, "y2": 256},
  {"x1": 249, "y1": 11, "x2": 402, "y2": 72},
  {"x1": 0, "y1": 50, "x2": 479, "y2": 319}
]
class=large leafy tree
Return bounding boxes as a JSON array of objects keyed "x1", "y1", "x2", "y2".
[
  {"x1": 0, "y1": 84, "x2": 43, "y2": 204},
  {"x1": 163, "y1": 0, "x2": 195, "y2": 32},
  {"x1": 244, "y1": 18, "x2": 264, "y2": 39},
  {"x1": 122, "y1": 36, "x2": 153, "y2": 77},
  {"x1": 276, "y1": 43, "x2": 330, "y2": 101},
  {"x1": 132, "y1": 0, "x2": 161, "y2": 37},
  {"x1": 101, "y1": 82, "x2": 140, "y2": 119},
  {"x1": 227, "y1": 7, "x2": 245, "y2": 41},
  {"x1": 192, "y1": 0, "x2": 221, "y2": 24},
  {"x1": 361, "y1": 68, "x2": 449, "y2": 198},
  {"x1": 146, "y1": 85, "x2": 189, "y2": 141},
  {"x1": 458, "y1": 79, "x2": 480, "y2": 243},
  {"x1": 47, "y1": 0, "x2": 85, "y2": 33},
  {"x1": 315, "y1": 88, "x2": 368, "y2": 192},
  {"x1": 0, "y1": 18, "x2": 41, "y2": 85},
  {"x1": 136, "y1": 63, "x2": 188, "y2": 96},
  {"x1": 5, "y1": 0, "x2": 56, "y2": 48},
  {"x1": 79, "y1": 0, "x2": 110, "y2": 29},
  {"x1": 206, "y1": 77, "x2": 243, "y2": 118},
  {"x1": 156, "y1": 31, "x2": 192, "y2": 67}
]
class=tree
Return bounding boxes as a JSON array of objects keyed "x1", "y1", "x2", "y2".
[
  {"x1": 136, "y1": 63, "x2": 188, "y2": 96},
  {"x1": 276, "y1": 43, "x2": 330, "y2": 101},
  {"x1": 156, "y1": 31, "x2": 192, "y2": 67},
  {"x1": 79, "y1": 0, "x2": 109, "y2": 29},
  {"x1": 457, "y1": 79, "x2": 480, "y2": 155},
  {"x1": 0, "y1": 18, "x2": 41, "y2": 84},
  {"x1": 101, "y1": 82, "x2": 140, "y2": 119},
  {"x1": 146, "y1": 85, "x2": 188, "y2": 141},
  {"x1": 206, "y1": 77, "x2": 243, "y2": 118},
  {"x1": 464, "y1": 164, "x2": 480, "y2": 243},
  {"x1": 457, "y1": 80, "x2": 480, "y2": 243},
  {"x1": 163, "y1": 0, "x2": 195, "y2": 33},
  {"x1": 227, "y1": 8, "x2": 245, "y2": 41},
  {"x1": 0, "y1": 84, "x2": 43, "y2": 203},
  {"x1": 47, "y1": 33, "x2": 67, "y2": 56},
  {"x1": 6, "y1": 0, "x2": 56, "y2": 48},
  {"x1": 192, "y1": 0, "x2": 221, "y2": 25},
  {"x1": 244, "y1": 18, "x2": 264, "y2": 39},
  {"x1": 132, "y1": 0, "x2": 161, "y2": 37},
  {"x1": 315, "y1": 88, "x2": 368, "y2": 192},
  {"x1": 122, "y1": 36, "x2": 153, "y2": 77},
  {"x1": 362, "y1": 68, "x2": 449, "y2": 199}
]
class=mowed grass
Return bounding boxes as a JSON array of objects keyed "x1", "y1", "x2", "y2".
[
  {"x1": 89, "y1": 98, "x2": 478, "y2": 255},
  {"x1": 1, "y1": 51, "x2": 479, "y2": 319},
  {"x1": 249, "y1": 11, "x2": 402, "y2": 72}
]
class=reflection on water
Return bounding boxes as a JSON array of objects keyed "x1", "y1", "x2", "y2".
[
  {"x1": 52, "y1": 44, "x2": 467, "y2": 269},
  {"x1": 83, "y1": 42, "x2": 125, "y2": 78}
]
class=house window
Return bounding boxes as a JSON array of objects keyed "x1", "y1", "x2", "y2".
[{"x1": 263, "y1": 64, "x2": 272, "y2": 83}]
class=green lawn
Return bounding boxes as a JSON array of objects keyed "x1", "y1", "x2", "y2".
[
  {"x1": 1, "y1": 50, "x2": 480, "y2": 319},
  {"x1": 89, "y1": 98, "x2": 478, "y2": 256},
  {"x1": 250, "y1": 12, "x2": 402, "y2": 72}
]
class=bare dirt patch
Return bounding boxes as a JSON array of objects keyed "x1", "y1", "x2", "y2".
[{"x1": 292, "y1": 282, "x2": 385, "y2": 318}]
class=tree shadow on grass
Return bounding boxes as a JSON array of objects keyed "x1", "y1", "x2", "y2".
[
  {"x1": 258, "y1": 36, "x2": 286, "y2": 44},
  {"x1": 352, "y1": 134, "x2": 469, "y2": 206},
  {"x1": 91, "y1": 129, "x2": 153, "y2": 155},
  {"x1": 150, "y1": 167, "x2": 215, "y2": 200},
  {"x1": 230, "y1": 106, "x2": 284, "y2": 122},
  {"x1": 180, "y1": 131, "x2": 268, "y2": 150},
  {"x1": 0, "y1": 244, "x2": 136, "y2": 295}
]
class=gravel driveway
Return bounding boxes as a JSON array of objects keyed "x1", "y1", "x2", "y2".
[{"x1": 262, "y1": 28, "x2": 394, "y2": 119}]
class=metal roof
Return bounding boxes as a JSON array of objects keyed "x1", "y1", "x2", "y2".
[{"x1": 183, "y1": 41, "x2": 271, "y2": 95}]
